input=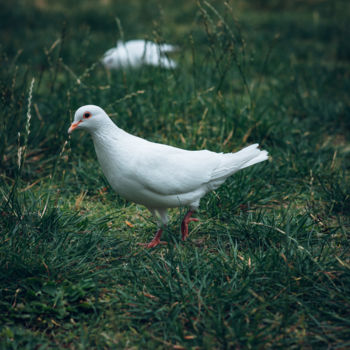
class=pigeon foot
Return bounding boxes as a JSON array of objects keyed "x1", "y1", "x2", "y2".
[
  {"x1": 138, "y1": 228, "x2": 167, "y2": 248},
  {"x1": 181, "y1": 210, "x2": 199, "y2": 241}
]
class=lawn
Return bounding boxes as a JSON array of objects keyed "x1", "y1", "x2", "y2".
[{"x1": 0, "y1": 0, "x2": 349, "y2": 348}]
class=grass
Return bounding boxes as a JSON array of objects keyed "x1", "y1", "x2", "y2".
[{"x1": 0, "y1": 0, "x2": 349, "y2": 348}]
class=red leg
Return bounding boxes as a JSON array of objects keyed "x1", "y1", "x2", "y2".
[
  {"x1": 181, "y1": 210, "x2": 199, "y2": 241},
  {"x1": 138, "y1": 228, "x2": 167, "y2": 248}
]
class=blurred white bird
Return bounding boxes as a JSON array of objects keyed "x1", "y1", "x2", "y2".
[
  {"x1": 102, "y1": 40, "x2": 177, "y2": 69},
  {"x1": 68, "y1": 105, "x2": 268, "y2": 248}
]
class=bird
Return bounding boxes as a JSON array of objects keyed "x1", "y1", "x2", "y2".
[
  {"x1": 68, "y1": 105, "x2": 268, "y2": 248},
  {"x1": 101, "y1": 40, "x2": 177, "y2": 69}
]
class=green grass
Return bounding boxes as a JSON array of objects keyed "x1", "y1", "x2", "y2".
[{"x1": 1, "y1": 0, "x2": 349, "y2": 348}]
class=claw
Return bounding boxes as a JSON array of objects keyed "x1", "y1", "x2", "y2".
[{"x1": 138, "y1": 228, "x2": 167, "y2": 248}]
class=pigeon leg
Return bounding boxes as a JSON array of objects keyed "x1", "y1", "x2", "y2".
[
  {"x1": 181, "y1": 210, "x2": 199, "y2": 241},
  {"x1": 139, "y1": 208, "x2": 168, "y2": 248}
]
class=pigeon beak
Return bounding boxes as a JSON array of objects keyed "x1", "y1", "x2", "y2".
[{"x1": 68, "y1": 120, "x2": 82, "y2": 134}]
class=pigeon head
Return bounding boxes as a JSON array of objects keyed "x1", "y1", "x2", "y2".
[
  {"x1": 101, "y1": 49, "x2": 116, "y2": 69},
  {"x1": 68, "y1": 105, "x2": 111, "y2": 134}
]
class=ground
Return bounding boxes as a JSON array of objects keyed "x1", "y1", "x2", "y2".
[{"x1": 0, "y1": 0, "x2": 349, "y2": 348}]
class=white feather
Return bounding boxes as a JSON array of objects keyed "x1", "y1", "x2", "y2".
[{"x1": 102, "y1": 40, "x2": 177, "y2": 69}]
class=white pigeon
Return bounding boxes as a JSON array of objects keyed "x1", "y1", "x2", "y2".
[
  {"x1": 68, "y1": 105, "x2": 268, "y2": 248},
  {"x1": 102, "y1": 40, "x2": 177, "y2": 69}
]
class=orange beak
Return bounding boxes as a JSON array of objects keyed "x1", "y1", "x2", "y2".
[{"x1": 68, "y1": 120, "x2": 82, "y2": 134}]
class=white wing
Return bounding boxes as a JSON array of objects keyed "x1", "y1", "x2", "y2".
[{"x1": 119, "y1": 134, "x2": 222, "y2": 196}]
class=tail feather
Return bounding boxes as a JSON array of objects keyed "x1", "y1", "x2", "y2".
[
  {"x1": 240, "y1": 149, "x2": 268, "y2": 169},
  {"x1": 211, "y1": 144, "x2": 268, "y2": 181},
  {"x1": 158, "y1": 44, "x2": 177, "y2": 52}
]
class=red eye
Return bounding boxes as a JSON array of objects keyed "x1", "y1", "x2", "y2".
[{"x1": 83, "y1": 112, "x2": 91, "y2": 119}]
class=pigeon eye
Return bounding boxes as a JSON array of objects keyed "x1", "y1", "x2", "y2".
[{"x1": 83, "y1": 112, "x2": 91, "y2": 119}]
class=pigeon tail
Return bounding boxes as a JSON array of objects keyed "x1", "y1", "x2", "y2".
[
  {"x1": 210, "y1": 144, "x2": 268, "y2": 183},
  {"x1": 235, "y1": 144, "x2": 268, "y2": 170},
  {"x1": 158, "y1": 43, "x2": 177, "y2": 53}
]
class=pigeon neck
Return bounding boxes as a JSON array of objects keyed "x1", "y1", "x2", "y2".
[{"x1": 90, "y1": 118, "x2": 121, "y2": 142}]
